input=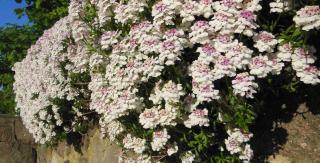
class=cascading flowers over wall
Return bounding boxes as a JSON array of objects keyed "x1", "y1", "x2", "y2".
[{"x1": 13, "y1": 0, "x2": 320, "y2": 162}]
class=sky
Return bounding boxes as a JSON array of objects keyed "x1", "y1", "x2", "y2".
[{"x1": 0, "y1": 0, "x2": 29, "y2": 26}]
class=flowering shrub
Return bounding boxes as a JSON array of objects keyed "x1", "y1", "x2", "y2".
[{"x1": 13, "y1": 0, "x2": 320, "y2": 162}]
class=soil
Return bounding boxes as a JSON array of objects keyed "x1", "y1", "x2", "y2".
[
  {"x1": 251, "y1": 85, "x2": 320, "y2": 163},
  {"x1": 268, "y1": 104, "x2": 320, "y2": 163}
]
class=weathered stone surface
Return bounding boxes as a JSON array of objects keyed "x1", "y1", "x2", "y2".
[
  {"x1": 0, "y1": 126, "x2": 13, "y2": 142},
  {"x1": 56, "y1": 141, "x2": 66, "y2": 157},
  {"x1": 269, "y1": 155, "x2": 292, "y2": 163},
  {"x1": 0, "y1": 115, "x2": 15, "y2": 125},
  {"x1": 0, "y1": 115, "x2": 36, "y2": 163},
  {"x1": 0, "y1": 142, "x2": 12, "y2": 163},
  {"x1": 37, "y1": 145, "x2": 51, "y2": 163},
  {"x1": 14, "y1": 118, "x2": 34, "y2": 144},
  {"x1": 78, "y1": 157, "x2": 88, "y2": 163},
  {"x1": 37, "y1": 128, "x2": 121, "y2": 163},
  {"x1": 87, "y1": 129, "x2": 120, "y2": 163}
]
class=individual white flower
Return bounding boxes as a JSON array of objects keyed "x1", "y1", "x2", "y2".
[
  {"x1": 293, "y1": 6, "x2": 320, "y2": 31},
  {"x1": 276, "y1": 43, "x2": 293, "y2": 62},
  {"x1": 232, "y1": 72, "x2": 258, "y2": 98},
  {"x1": 161, "y1": 81, "x2": 185, "y2": 103},
  {"x1": 189, "y1": 59, "x2": 214, "y2": 83},
  {"x1": 136, "y1": 155, "x2": 152, "y2": 163},
  {"x1": 225, "y1": 42, "x2": 253, "y2": 70},
  {"x1": 291, "y1": 48, "x2": 316, "y2": 71},
  {"x1": 158, "y1": 108, "x2": 177, "y2": 126},
  {"x1": 139, "y1": 107, "x2": 160, "y2": 129},
  {"x1": 253, "y1": 31, "x2": 278, "y2": 53},
  {"x1": 192, "y1": 80, "x2": 220, "y2": 103},
  {"x1": 212, "y1": 56, "x2": 237, "y2": 80},
  {"x1": 167, "y1": 144, "x2": 179, "y2": 156},
  {"x1": 180, "y1": 1, "x2": 200, "y2": 24},
  {"x1": 141, "y1": 57, "x2": 164, "y2": 81},
  {"x1": 164, "y1": 28, "x2": 190, "y2": 48},
  {"x1": 270, "y1": 59, "x2": 284, "y2": 75},
  {"x1": 180, "y1": 151, "x2": 195, "y2": 163},
  {"x1": 296, "y1": 66, "x2": 320, "y2": 85},
  {"x1": 244, "y1": 0, "x2": 262, "y2": 12},
  {"x1": 196, "y1": 43, "x2": 221, "y2": 63},
  {"x1": 214, "y1": 34, "x2": 236, "y2": 53},
  {"x1": 119, "y1": 154, "x2": 152, "y2": 163},
  {"x1": 89, "y1": 53, "x2": 104, "y2": 69},
  {"x1": 212, "y1": 0, "x2": 238, "y2": 14},
  {"x1": 151, "y1": 129, "x2": 170, "y2": 151},
  {"x1": 233, "y1": 10, "x2": 258, "y2": 36},
  {"x1": 249, "y1": 55, "x2": 273, "y2": 78},
  {"x1": 129, "y1": 21, "x2": 153, "y2": 38},
  {"x1": 184, "y1": 108, "x2": 210, "y2": 128},
  {"x1": 269, "y1": 0, "x2": 290, "y2": 13},
  {"x1": 139, "y1": 35, "x2": 161, "y2": 54},
  {"x1": 189, "y1": 21, "x2": 212, "y2": 45},
  {"x1": 239, "y1": 144, "x2": 254, "y2": 163},
  {"x1": 149, "y1": 81, "x2": 163, "y2": 105}
]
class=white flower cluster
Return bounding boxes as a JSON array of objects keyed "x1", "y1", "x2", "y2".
[
  {"x1": 225, "y1": 128, "x2": 253, "y2": 163},
  {"x1": 114, "y1": 0, "x2": 147, "y2": 24},
  {"x1": 184, "y1": 108, "x2": 210, "y2": 128},
  {"x1": 123, "y1": 134, "x2": 147, "y2": 154},
  {"x1": 180, "y1": 151, "x2": 196, "y2": 163},
  {"x1": 139, "y1": 81, "x2": 186, "y2": 129},
  {"x1": 275, "y1": 43, "x2": 320, "y2": 85},
  {"x1": 253, "y1": 31, "x2": 278, "y2": 53},
  {"x1": 249, "y1": 55, "x2": 273, "y2": 78},
  {"x1": 293, "y1": 6, "x2": 320, "y2": 31},
  {"x1": 100, "y1": 120, "x2": 124, "y2": 141},
  {"x1": 13, "y1": 17, "x2": 72, "y2": 143},
  {"x1": 269, "y1": 0, "x2": 290, "y2": 13},
  {"x1": 291, "y1": 48, "x2": 319, "y2": 85},
  {"x1": 167, "y1": 144, "x2": 179, "y2": 156},
  {"x1": 13, "y1": 0, "x2": 320, "y2": 162},
  {"x1": 232, "y1": 73, "x2": 258, "y2": 98},
  {"x1": 13, "y1": 0, "x2": 96, "y2": 144},
  {"x1": 151, "y1": 129, "x2": 170, "y2": 151}
]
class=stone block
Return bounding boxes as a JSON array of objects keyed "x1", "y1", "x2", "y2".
[
  {"x1": 14, "y1": 118, "x2": 34, "y2": 144},
  {"x1": 0, "y1": 126, "x2": 13, "y2": 142}
]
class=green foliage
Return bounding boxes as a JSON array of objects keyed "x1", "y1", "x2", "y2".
[
  {"x1": 0, "y1": 0, "x2": 70, "y2": 114},
  {"x1": 15, "y1": 0, "x2": 69, "y2": 32},
  {"x1": 0, "y1": 25, "x2": 37, "y2": 114}
]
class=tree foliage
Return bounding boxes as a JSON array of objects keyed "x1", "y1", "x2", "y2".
[
  {"x1": 15, "y1": 0, "x2": 70, "y2": 32},
  {"x1": 0, "y1": 25, "x2": 36, "y2": 114},
  {"x1": 0, "y1": 0, "x2": 69, "y2": 114}
]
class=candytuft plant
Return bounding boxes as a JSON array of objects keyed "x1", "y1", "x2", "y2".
[{"x1": 13, "y1": 0, "x2": 320, "y2": 162}]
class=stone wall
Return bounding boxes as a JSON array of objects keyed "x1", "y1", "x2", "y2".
[
  {"x1": 37, "y1": 128, "x2": 120, "y2": 163},
  {"x1": 0, "y1": 115, "x2": 36, "y2": 163},
  {"x1": 0, "y1": 115, "x2": 120, "y2": 163}
]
